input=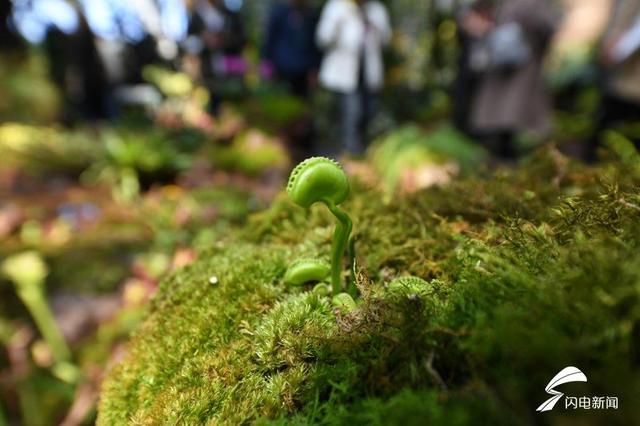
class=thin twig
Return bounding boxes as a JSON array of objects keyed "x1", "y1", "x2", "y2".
[
  {"x1": 619, "y1": 199, "x2": 640, "y2": 212},
  {"x1": 425, "y1": 350, "x2": 447, "y2": 391}
]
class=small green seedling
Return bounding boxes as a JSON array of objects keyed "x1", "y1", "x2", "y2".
[
  {"x1": 283, "y1": 259, "x2": 331, "y2": 286},
  {"x1": 286, "y1": 157, "x2": 354, "y2": 295},
  {"x1": 388, "y1": 276, "x2": 432, "y2": 300},
  {"x1": 312, "y1": 283, "x2": 332, "y2": 297},
  {"x1": 332, "y1": 293, "x2": 357, "y2": 314}
]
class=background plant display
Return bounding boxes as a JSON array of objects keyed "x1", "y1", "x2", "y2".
[{"x1": 0, "y1": 65, "x2": 292, "y2": 423}]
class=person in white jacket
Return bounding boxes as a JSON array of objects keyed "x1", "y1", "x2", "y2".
[{"x1": 316, "y1": 0, "x2": 391, "y2": 155}]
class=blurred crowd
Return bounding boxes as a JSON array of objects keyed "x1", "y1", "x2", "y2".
[
  {"x1": 2, "y1": 0, "x2": 640, "y2": 161},
  {"x1": 454, "y1": 0, "x2": 640, "y2": 161}
]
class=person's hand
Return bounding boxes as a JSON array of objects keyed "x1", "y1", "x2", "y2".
[
  {"x1": 600, "y1": 35, "x2": 622, "y2": 67},
  {"x1": 203, "y1": 32, "x2": 223, "y2": 48},
  {"x1": 461, "y1": 11, "x2": 492, "y2": 38}
]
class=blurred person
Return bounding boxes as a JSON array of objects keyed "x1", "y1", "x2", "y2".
[
  {"x1": 262, "y1": 0, "x2": 320, "y2": 98},
  {"x1": 587, "y1": 0, "x2": 640, "y2": 161},
  {"x1": 43, "y1": 6, "x2": 112, "y2": 122},
  {"x1": 316, "y1": 0, "x2": 391, "y2": 156},
  {"x1": 453, "y1": 0, "x2": 493, "y2": 135},
  {"x1": 122, "y1": 0, "x2": 170, "y2": 83},
  {"x1": 262, "y1": 0, "x2": 321, "y2": 161},
  {"x1": 1, "y1": 1, "x2": 25, "y2": 51},
  {"x1": 186, "y1": 0, "x2": 246, "y2": 115},
  {"x1": 77, "y1": 0, "x2": 169, "y2": 116},
  {"x1": 71, "y1": 15, "x2": 114, "y2": 121},
  {"x1": 470, "y1": 0, "x2": 557, "y2": 159},
  {"x1": 9, "y1": 0, "x2": 112, "y2": 121}
]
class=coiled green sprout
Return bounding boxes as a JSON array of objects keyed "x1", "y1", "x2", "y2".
[{"x1": 286, "y1": 158, "x2": 354, "y2": 295}]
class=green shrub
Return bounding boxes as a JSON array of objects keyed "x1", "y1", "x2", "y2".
[{"x1": 368, "y1": 124, "x2": 487, "y2": 194}]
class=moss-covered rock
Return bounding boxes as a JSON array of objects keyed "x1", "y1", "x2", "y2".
[{"x1": 98, "y1": 147, "x2": 640, "y2": 425}]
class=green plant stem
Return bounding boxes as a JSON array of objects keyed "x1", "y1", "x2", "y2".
[
  {"x1": 0, "y1": 402, "x2": 6, "y2": 426},
  {"x1": 18, "y1": 290, "x2": 71, "y2": 363},
  {"x1": 0, "y1": 318, "x2": 13, "y2": 424},
  {"x1": 347, "y1": 236, "x2": 357, "y2": 297},
  {"x1": 327, "y1": 203, "x2": 352, "y2": 295}
]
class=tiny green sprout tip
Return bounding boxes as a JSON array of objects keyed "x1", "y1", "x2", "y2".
[
  {"x1": 284, "y1": 259, "x2": 331, "y2": 286},
  {"x1": 286, "y1": 157, "x2": 350, "y2": 209},
  {"x1": 388, "y1": 276, "x2": 431, "y2": 298},
  {"x1": 332, "y1": 293, "x2": 357, "y2": 314},
  {"x1": 312, "y1": 283, "x2": 332, "y2": 297},
  {"x1": 286, "y1": 157, "x2": 355, "y2": 295}
]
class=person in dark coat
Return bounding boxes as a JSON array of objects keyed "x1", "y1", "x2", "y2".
[
  {"x1": 44, "y1": 12, "x2": 112, "y2": 122},
  {"x1": 453, "y1": 0, "x2": 493, "y2": 135},
  {"x1": 0, "y1": 1, "x2": 25, "y2": 52},
  {"x1": 470, "y1": 0, "x2": 557, "y2": 158},
  {"x1": 587, "y1": 0, "x2": 640, "y2": 161},
  {"x1": 262, "y1": 0, "x2": 320, "y2": 98},
  {"x1": 187, "y1": 0, "x2": 246, "y2": 114}
]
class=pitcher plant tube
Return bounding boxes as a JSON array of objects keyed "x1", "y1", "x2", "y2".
[{"x1": 1, "y1": 252, "x2": 71, "y2": 363}]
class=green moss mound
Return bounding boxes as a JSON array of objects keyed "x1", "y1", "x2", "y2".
[{"x1": 98, "y1": 147, "x2": 640, "y2": 425}]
